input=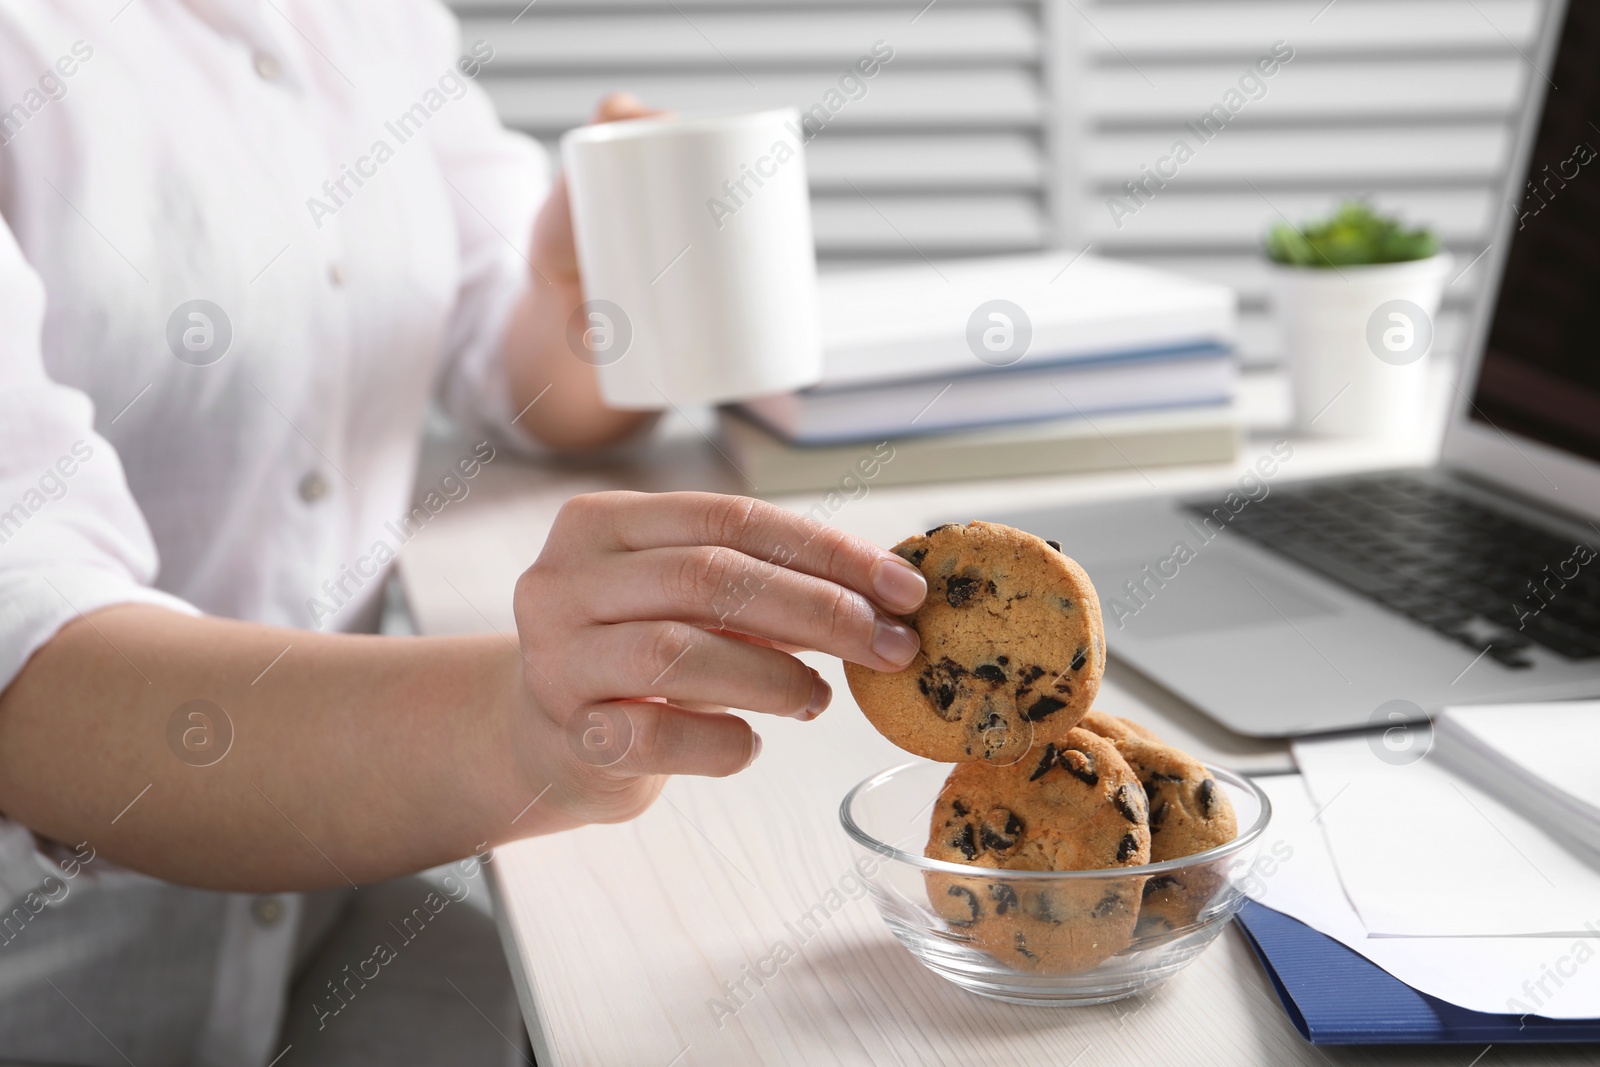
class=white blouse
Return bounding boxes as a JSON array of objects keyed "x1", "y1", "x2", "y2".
[{"x1": 0, "y1": 1, "x2": 548, "y2": 1062}]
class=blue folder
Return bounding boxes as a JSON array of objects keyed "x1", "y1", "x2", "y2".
[{"x1": 1234, "y1": 901, "x2": 1600, "y2": 1045}]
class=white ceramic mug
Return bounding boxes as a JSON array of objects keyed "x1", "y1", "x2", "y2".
[
  {"x1": 560, "y1": 108, "x2": 824, "y2": 410},
  {"x1": 1272, "y1": 253, "x2": 1453, "y2": 439}
]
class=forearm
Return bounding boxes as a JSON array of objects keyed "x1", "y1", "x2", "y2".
[
  {"x1": 0, "y1": 605, "x2": 566, "y2": 891},
  {"x1": 503, "y1": 276, "x2": 658, "y2": 452}
]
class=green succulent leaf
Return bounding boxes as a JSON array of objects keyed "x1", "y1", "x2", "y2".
[{"x1": 1264, "y1": 200, "x2": 1439, "y2": 268}]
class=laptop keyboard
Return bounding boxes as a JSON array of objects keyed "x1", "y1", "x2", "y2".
[{"x1": 1186, "y1": 473, "x2": 1600, "y2": 668}]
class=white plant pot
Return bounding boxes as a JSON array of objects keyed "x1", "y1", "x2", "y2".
[{"x1": 1272, "y1": 253, "x2": 1453, "y2": 438}]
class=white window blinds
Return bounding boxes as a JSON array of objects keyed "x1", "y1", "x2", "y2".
[{"x1": 452, "y1": 0, "x2": 1543, "y2": 366}]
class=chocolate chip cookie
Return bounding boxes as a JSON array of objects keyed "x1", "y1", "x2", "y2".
[
  {"x1": 925, "y1": 728, "x2": 1149, "y2": 973},
  {"x1": 846, "y1": 521, "x2": 1106, "y2": 764},
  {"x1": 1104, "y1": 736, "x2": 1237, "y2": 935}
]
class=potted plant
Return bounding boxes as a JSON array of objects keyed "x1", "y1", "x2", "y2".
[{"x1": 1266, "y1": 202, "x2": 1452, "y2": 438}]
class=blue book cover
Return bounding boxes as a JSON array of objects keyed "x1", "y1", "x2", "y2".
[{"x1": 1234, "y1": 901, "x2": 1600, "y2": 1045}]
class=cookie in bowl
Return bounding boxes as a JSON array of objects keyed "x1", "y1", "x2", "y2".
[
  {"x1": 1077, "y1": 712, "x2": 1239, "y2": 934},
  {"x1": 925, "y1": 728, "x2": 1149, "y2": 973}
]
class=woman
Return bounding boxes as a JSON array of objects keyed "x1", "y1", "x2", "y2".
[{"x1": 0, "y1": 3, "x2": 926, "y2": 1063}]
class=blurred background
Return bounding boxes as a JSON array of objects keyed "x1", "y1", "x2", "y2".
[{"x1": 449, "y1": 0, "x2": 1538, "y2": 375}]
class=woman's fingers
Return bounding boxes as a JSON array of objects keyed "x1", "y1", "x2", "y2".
[
  {"x1": 587, "y1": 546, "x2": 918, "y2": 670},
  {"x1": 585, "y1": 701, "x2": 759, "y2": 779},
  {"x1": 570, "y1": 621, "x2": 832, "y2": 719},
  {"x1": 590, "y1": 91, "x2": 663, "y2": 124},
  {"x1": 569, "y1": 492, "x2": 928, "y2": 616}
]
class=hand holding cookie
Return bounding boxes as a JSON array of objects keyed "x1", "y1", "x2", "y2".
[{"x1": 508, "y1": 491, "x2": 927, "y2": 827}]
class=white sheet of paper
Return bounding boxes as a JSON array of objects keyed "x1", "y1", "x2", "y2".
[
  {"x1": 1291, "y1": 734, "x2": 1600, "y2": 936},
  {"x1": 1251, "y1": 773, "x2": 1600, "y2": 1020}
]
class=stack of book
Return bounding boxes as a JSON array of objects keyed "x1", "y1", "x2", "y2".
[{"x1": 719, "y1": 252, "x2": 1239, "y2": 492}]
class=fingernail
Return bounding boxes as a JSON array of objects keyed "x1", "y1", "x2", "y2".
[
  {"x1": 804, "y1": 670, "x2": 832, "y2": 719},
  {"x1": 747, "y1": 732, "x2": 763, "y2": 767},
  {"x1": 871, "y1": 617, "x2": 920, "y2": 668},
  {"x1": 872, "y1": 557, "x2": 927, "y2": 613}
]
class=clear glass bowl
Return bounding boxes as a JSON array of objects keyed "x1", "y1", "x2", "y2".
[{"x1": 840, "y1": 760, "x2": 1272, "y2": 1006}]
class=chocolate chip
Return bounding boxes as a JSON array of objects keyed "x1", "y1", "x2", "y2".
[
  {"x1": 1143, "y1": 875, "x2": 1180, "y2": 895},
  {"x1": 1114, "y1": 783, "x2": 1145, "y2": 824},
  {"x1": 1013, "y1": 931, "x2": 1037, "y2": 959},
  {"x1": 1149, "y1": 801, "x2": 1168, "y2": 829},
  {"x1": 1198, "y1": 778, "x2": 1218, "y2": 818},
  {"x1": 979, "y1": 809, "x2": 1021, "y2": 852},
  {"x1": 1023, "y1": 695, "x2": 1065, "y2": 721},
  {"x1": 950, "y1": 798, "x2": 969, "y2": 817},
  {"x1": 1029, "y1": 743, "x2": 1058, "y2": 782},
  {"x1": 973, "y1": 663, "x2": 1006, "y2": 682},
  {"x1": 990, "y1": 883, "x2": 1019, "y2": 916},
  {"x1": 996, "y1": 655, "x2": 1009, "y2": 665},
  {"x1": 953, "y1": 824, "x2": 978, "y2": 860},
  {"x1": 945, "y1": 575, "x2": 982, "y2": 607},
  {"x1": 1046, "y1": 539, "x2": 1062, "y2": 552},
  {"x1": 904, "y1": 548, "x2": 927, "y2": 567},
  {"x1": 920, "y1": 665, "x2": 963, "y2": 721},
  {"x1": 1116, "y1": 833, "x2": 1139, "y2": 863},
  {"x1": 1091, "y1": 892, "x2": 1122, "y2": 918},
  {"x1": 946, "y1": 885, "x2": 980, "y2": 925},
  {"x1": 1014, "y1": 665, "x2": 1046, "y2": 698},
  {"x1": 1070, "y1": 647, "x2": 1087, "y2": 671},
  {"x1": 925, "y1": 523, "x2": 960, "y2": 537},
  {"x1": 1059, "y1": 747, "x2": 1099, "y2": 786}
]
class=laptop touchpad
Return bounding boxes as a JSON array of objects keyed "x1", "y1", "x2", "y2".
[{"x1": 1090, "y1": 554, "x2": 1340, "y2": 639}]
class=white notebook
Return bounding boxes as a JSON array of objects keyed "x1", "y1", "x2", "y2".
[{"x1": 812, "y1": 252, "x2": 1237, "y2": 389}]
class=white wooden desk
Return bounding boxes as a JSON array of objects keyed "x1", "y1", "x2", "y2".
[{"x1": 399, "y1": 382, "x2": 1594, "y2": 1066}]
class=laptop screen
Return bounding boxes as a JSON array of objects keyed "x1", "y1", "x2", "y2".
[{"x1": 1471, "y1": 2, "x2": 1600, "y2": 461}]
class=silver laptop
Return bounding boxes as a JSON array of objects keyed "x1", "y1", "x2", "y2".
[{"x1": 996, "y1": 0, "x2": 1600, "y2": 737}]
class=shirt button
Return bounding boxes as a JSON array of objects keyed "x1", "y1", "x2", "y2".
[
  {"x1": 251, "y1": 896, "x2": 285, "y2": 927},
  {"x1": 253, "y1": 52, "x2": 281, "y2": 81},
  {"x1": 298, "y1": 471, "x2": 329, "y2": 503},
  {"x1": 328, "y1": 263, "x2": 346, "y2": 287}
]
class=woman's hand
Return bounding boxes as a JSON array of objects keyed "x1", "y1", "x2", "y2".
[
  {"x1": 504, "y1": 94, "x2": 663, "y2": 452},
  {"x1": 527, "y1": 92, "x2": 658, "y2": 288},
  {"x1": 509, "y1": 492, "x2": 928, "y2": 826}
]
